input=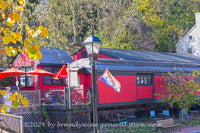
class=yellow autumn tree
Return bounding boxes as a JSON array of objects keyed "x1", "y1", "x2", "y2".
[
  {"x1": 0, "y1": 0, "x2": 48, "y2": 61},
  {"x1": 0, "y1": 0, "x2": 48, "y2": 113}
]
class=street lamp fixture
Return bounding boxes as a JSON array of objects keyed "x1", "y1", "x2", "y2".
[
  {"x1": 83, "y1": 28, "x2": 102, "y2": 62},
  {"x1": 83, "y1": 28, "x2": 102, "y2": 133}
]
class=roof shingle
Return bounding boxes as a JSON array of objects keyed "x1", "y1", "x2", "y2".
[
  {"x1": 39, "y1": 46, "x2": 74, "y2": 65},
  {"x1": 100, "y1": 48, "x2": 200, "y2": 63}
]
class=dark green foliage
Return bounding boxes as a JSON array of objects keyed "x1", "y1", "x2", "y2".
[{"x1": 34, "y1": 0, "x2": 200, "y2": 54}]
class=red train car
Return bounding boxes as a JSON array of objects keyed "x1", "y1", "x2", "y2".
[{"x1": 71, "y1": 48, "x2": 200, "y2": 108}]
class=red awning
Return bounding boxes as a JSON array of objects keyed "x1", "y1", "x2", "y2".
[
  {"x1": 52, "y1": 65, "x2": 68, "y2": 79},
  {"x1": 27, "y1": 69, "x2": 54, "y2": 75},
  {"x1": 0, "y1": 68, "x2": 27, "y2": 80}
]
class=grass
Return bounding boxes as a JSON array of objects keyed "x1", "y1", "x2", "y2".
[{"x1": 182, "y1": 118, "x2": 200, "y2": 128}]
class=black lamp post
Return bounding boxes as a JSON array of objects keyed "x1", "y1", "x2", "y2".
[{"x1": 83, "y1": 28, "x2": 102, "y2": 133}]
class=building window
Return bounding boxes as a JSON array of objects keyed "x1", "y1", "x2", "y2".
[
  {"x1": 19, "y1": 66, "x2": 33, "y2": 87},
  {"x1": 43, "y1": 66, "x2": 65, "y2": 85},
  {"x1": 189, "y1": 35, "x2": 192, "y2": 40},
  {"x1": 71, "y1": 72, "x2": 80, "y2": 87},
  {"x1": 137, "y1": 74, "x2": 153, "y2": 86},
  {"x1": 188, "y1": 48, "x2": 192, "y2": 54}
]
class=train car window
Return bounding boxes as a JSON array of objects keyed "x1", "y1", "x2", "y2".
[
  {"x1": 137, "y1": 74, "x2": 153, "y2": 86},
  {"x1": 137, "y1": 76, "x2": 140, "y2": 84}
]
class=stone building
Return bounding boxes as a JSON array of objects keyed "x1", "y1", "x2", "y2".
[{"x1": 176, "y1": 13, "x2": 200, "y2": 56}]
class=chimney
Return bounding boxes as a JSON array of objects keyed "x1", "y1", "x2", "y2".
[{"x1": 195, "y1": 13, "x2": 200, "y2": 27}]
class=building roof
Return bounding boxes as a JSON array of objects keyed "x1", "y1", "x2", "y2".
[
  {"x1": 39, "y1": 46, "x2": 74, "y2": 65},
  {"x1": 99, "y1": 48, "x2": 200, "y2": 63}
]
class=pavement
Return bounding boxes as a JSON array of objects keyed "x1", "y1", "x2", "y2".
[{"x1": 170, "y1": 126, "x2": 200, "y2": 133}]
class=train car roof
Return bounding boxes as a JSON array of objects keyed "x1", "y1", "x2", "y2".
[
  {"x1": 99, "y1": 48, "x2": 200, "y2": 63},
  {"x1": 72, "y1": 47, "x2": 200, "y2": 63},
  {"x1": 70, "y1": 57, "x2": 200, "y2": 73}
]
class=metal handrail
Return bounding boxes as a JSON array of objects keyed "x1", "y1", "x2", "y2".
[{"x1": 0, "y1": 119, "x2": 13, "y2": 133}]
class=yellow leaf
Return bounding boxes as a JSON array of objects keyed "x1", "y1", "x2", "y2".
[
  {"x1": 21, "y1": 97, "x2": 29, "y2": 107},
  {"x1": 36, "y1": 25, "x2": 48, "y2": 38},
  {"x1": 5, "y1": 46, "x2": 12, "y2": 56},
  {"x1": 36, "y1": 25, "x2": 42, "y2": 31},
  {"x1": 25, "y1": 25, "x2": 30, "y2": 31},
  {"x1": 10, "y1": 47, "x2": 18, "y2": 56},
  {"x1": 12, "y1": 99, "x2": 20, "y2": 109},
  {"x1": 18, "y1": 0, "x2": 25, "y2": 6},
  {"x1": 4, "y1": 1, "x2": 10, "y2": 9},
  {"x1": 9, "y1": 94, "x2": 16, "y2": 101},
  {"x1": 14, "y1": 6, "x2": 23, "y2": 12},
  {"x1": 11, "y1": 32, "x2": 22, "y2": 42},
  {"x1": 0, "y1": 90, "x2": 6, "y2": 96},
  {"x1": 16, "y1": 32, "x2": 22, "y2": 41},
  {"x1": 32, "y1": 44, "x2": 41, "y2": 51},
  {"x1": 36, "y1": 51, "x2": 42, "y2": 61},
  {"x1": 2, "y1": 34, "x2": 12, "y2": 44},
  {"x1": 17, "y1": 93, "x2": 22, "y2": 100},
  {"x1": 1, "y1": 104, "x2": 7, "y2": 114},
  {"x1": 0, "y1": 1, "x2": 7, "y2": 10},
  {"x1": 6, "y1": 17, "x2": 13, "y2": 27},
  {"x1": 24, "y1": 38, "x2": 33, "y2": 48},
  {"x1": 11, "y1": 37, "x2": 17, "y2": 44},
  {"x1": 27, "y1": 29, "x2": 34, "y2": 37},
  {"x1": 0, "y1": 11, "x2": 5, "y2": 19},
  {"x1": 2, "y1": 28, "x2": 10, "y2": 35},
  {"x1": 5, "y1": 46, "x2": 18, "y2": 56},
  {"x1": 40, "y1": 27, "x2": 49, "y2": 38},
  {"x1": 6, "y1": 13, "x2": 20, "y2": 27},
  {"x1": 18, "y1": 46, "x2": 22, "y2": 53},
  {"x1": 9, "y1": 12, "x2": 20, "y2": 22}
]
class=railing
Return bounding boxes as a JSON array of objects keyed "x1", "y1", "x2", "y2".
[
  {"x1": 0, "y1": 86, "x2": 91, "y2": 107},
  {"x1": 0, "y1": 87, "x2": 41, "y2": 106},
  {"x1": 0, "y1": 119, "x2": 13, "y2": 133},
  {"x1": 71, "y1": 87, "x2": 91, "y2": 105},
  {"x1": 20, "y1": 90, "x2": 40, "y2": 106},
  {"x1": 0, "y1": 113, "x2": 23, "y2": 133},
  {"x1": 40, "y1": 89, "x2": 65, "y2": 106}
]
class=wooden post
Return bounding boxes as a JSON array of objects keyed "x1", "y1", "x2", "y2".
[
  {"x1": 67, "y1": 63, "x2": 72, "y2": 133},
  {"x1": 38, "y1": 90, "x2": 41, "y2": 106},
  {"x1": 67, "y1": 63, "x2": 71, "y2": 109},
  {"x1": 20, "y1": 116, "x2": 24, "y2": 133}
]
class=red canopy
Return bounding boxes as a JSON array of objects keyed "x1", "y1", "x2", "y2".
[
  {"x1": 0, "y1": 68, "x2": 27, "y2": 80},
  {"x1": 52, "y1": 65, "x2": 68, "y2": 79},
  {"x1": 27, "y1": 69, "x2": 54, "y2": 75}
]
